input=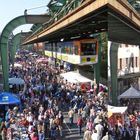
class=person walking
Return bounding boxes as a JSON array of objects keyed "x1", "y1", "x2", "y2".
[
  {"x1": 68, "y1": 109, "x2": 74, "y2": 127},
  {"x1": 95, "y1": 121, "x2": 104, "y2": 140},
  {"x1": 1, "y1": 127, "x2": 7, "y2": 140},
  {"x1": 101, "y1": 131, "x2": 113, "y2": 140},
  {"x1": 50, "y1": 120, "x2": 57, "y2": 140},
  {"x1": 0, "y1": 122, "x2": 7, "y2": 140},
  {"x1": 77, "y1": 114, "x2": 83, "y2": 135},
  {"x1": 136, "y1": 124, "x2": 140, "y2": 140},
  {"x1": 83, "y1": 128, "x2": 92, "y2": 140},
  {"x1": 91, "y1": 129, "x2": 98, "y2": 140}
]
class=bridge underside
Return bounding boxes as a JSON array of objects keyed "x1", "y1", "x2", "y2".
[
  {"x1": 22, "y1": 0, "x2": 140, "y2": 106},
  {"x1": 24, "y1": 6, "x2": 108, "y2": 43},
  {"x1": 24, "y1": 9, "x2": 140, "y2": 45},
  {"x1": 23, "y1": 1, "x2": 140, "y2": 45},
  {"x1": 108, "y1": 10, "x2": 140, "y2": 45}
]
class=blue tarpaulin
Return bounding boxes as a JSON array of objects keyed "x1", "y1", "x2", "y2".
[{"x1": 0, "y1": 92, "x2": 20, "y2": 105}]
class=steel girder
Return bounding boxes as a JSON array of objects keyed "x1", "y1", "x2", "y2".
[
  {"x1": 10, "y1": 33, "x2": 21, "y2": 69},
  {"x1": 110, "y1": 42, "x2": 119, "y2": 105},
  {"x1": 0, "y1": 15, "x2": 50, "y2": 91},
  {"x1": 10, "y1": 32, "x2": 33, "y2": 68}
]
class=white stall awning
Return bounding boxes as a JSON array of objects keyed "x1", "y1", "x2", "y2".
[{"x1": 60, "y1": 71, "x2": 92, "y2": 83}]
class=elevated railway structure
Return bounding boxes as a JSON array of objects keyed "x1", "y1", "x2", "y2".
[
  {"x1": 0, "y1": 0, "x2": 140, "y2": 104},
  {"x1": 23, "y1": 0, "x2": 140, "y2": 45},
  {"x1": 9, "y1": 32, "x2": 32, "y2": 68},
  {"x1": 23, "y1": 0, "x2": 140, "y2": 105},
  {"x1": 0, "y1": 15, "x2": 50, "y2": 91}
]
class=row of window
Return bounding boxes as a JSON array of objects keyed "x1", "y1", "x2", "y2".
[
  {"x1": 45, "y1": 42, "x2": 97, "y2": 56},
  {"x1": 119, "y1": 57, "x2": 138, "y2": 70},
  {"x1": 45, "y1": 42, "x2": 79, "y2": 55},
  {"x1": 58, "y1": 42, "x2": 78, "y2": 55}
]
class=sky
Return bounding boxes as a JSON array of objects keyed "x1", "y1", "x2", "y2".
[{"x1": 0, "y1": 0, "x2": 50, "y2": 35}]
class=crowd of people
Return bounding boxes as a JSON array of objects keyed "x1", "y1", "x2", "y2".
[
  {"x1": 108, "y1": 99, "x2": 140, "y2": 140},
  {"x1": 0, "y1": 49, "x2": 114, "y2": 140}
]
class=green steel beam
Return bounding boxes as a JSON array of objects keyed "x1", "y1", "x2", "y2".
[
  {"x1": 51, "y1": 43, "x2": 53, "y2": 59},
  {"x1": 128, "y1": 0, "x2": 137, "y2": 5},
  {"x1": 55, "y1": 42, "x2": 57, "y2": 67},
  {"x1": 58, "y1": 0, "x2": 67, "y2": 4},
  {"x1": 0, "y1": 15, "x2": 50, "y2": 91},
  {"x1": 128, "y1": 0, "x2": 140, "y2": 10},
  {"x1": 0, "y1": 16, "x2": 26, "y2": 91},
  {"x1": 47, "y1": 0, "x2": 82, "y2": 24},
  {"x1": 10, "y1": 33, "x2": 22, "y2": 68},
  {"x1": 10, "y1": 32, "x2": 32, "y2": 66},
  {"x1": 48, "y1": 0, "x2": 67, "y2": 7},
  {"x1": 47, "y1": 0, "x2": 64, "y2": 15},
  {"x1": 94, "y1": 33, "x2": 102, "y2": 95},
  {"x1": 31, "y1": 24, "x2": 42, "y2": 32},
  {"x1": 110, "y1": 42, "x2": 119, "y2": 105}
]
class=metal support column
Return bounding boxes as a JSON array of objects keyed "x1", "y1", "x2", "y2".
[
  {"x1": 94, "y1": 34, "x2": 102, "y2": 95},
  {"x1": 110, "y1": 42, "x2": 119, "y2": 105},
  {"x1": 11, "y1": 33, "x2": 22, "y2": 68},
  {"x1": 51, "y1": 43, "x2": 53, "y2": 59},
  {"x1": 0, "y1": 45, "x2": 9, "y2": 90},
  {"x1": 0, "y1": 15, "x2": 50, "y2": 91},
  {"x1": 54, "y1": 42, "x2": 57, "y2": 67}
]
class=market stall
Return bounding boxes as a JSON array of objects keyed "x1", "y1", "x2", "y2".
[
  {"x1": 108, "y1": 105, "x2": 127, "y2": 127},
  {"x1": 0, "y1": 92, "x2": 20, "y2": 105},
  {"x1": 118, "y1": 86, "x2": 140, "y2": 99},
  {"x1": 118, "y1": 86, "x2": 140, "y2": 111},
  {"x1": 9, "y1": 78, "x2": 25, "y2": 85},
  {"x1": 60, "y1": 71, "x2": 92, "y2": 83}
]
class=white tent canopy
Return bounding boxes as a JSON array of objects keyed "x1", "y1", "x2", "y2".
[
  {"x1": 118, "y1": 86, "x2": 140, "y2": 99},
  {"x1": 10, "y1": 63, "x2": 22, "y2": 68},
  {"x1": 60, "y1": 71, "x2": 92, "y2": 83},
  {"x1": 9, "y1": 78, "x2": 25, "y2": 85},
  {"x1": 108, "y1": 105, "x2": 127, "y2": 114}
]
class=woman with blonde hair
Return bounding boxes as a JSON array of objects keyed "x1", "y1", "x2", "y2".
[{"x1": 83, "y1": 128, "x2": 92, "y2": 140}]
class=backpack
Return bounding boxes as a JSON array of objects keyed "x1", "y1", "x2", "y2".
[{"x1": 77, "y1": 117, "x2": 82, "y2": 126}]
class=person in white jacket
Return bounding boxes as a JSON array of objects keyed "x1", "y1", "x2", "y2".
[
  {"x1": 83, "y1": 128, "x2": 92, "y2": 140},
  {"x1": 95, "y1": 122, "x2": 104, "y2": 140},
  {"x1": 135, "y1": 124, "x2": 140, "y2": 140},
  {"x1": 101, "y1": 131, "x2": 113, "y2": 140},
  {"x1": 91, "y1": 129, "x2": 98, "y2": 140}
]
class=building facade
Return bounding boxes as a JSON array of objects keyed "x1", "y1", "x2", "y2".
[{"x1": 117, "y1": 44, "x2": 140, "y2": 94}]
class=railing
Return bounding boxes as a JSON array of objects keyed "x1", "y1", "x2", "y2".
[
  {"x1": 44, "y1": 0, "x2": 84, "y2": 26},
  {"x1": 28, "y1": 0, "x2": 85, "y2": 38},
  {"x1": 128, "y1": 0, "x2": 140, "y2": 10}
]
